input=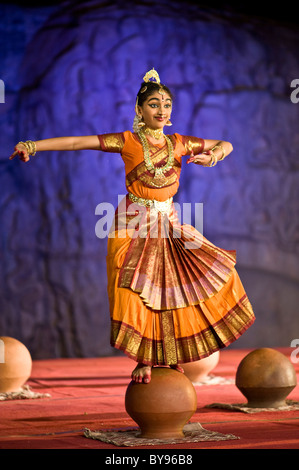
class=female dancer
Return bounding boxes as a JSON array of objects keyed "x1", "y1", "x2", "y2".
[{"x1": 10, "y1": 69, "x2": 255, "y2": 384}]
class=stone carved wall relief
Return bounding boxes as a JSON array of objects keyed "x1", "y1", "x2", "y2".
[{"x1": 1, "y1": 1, "x2": 299, "y2": 356}]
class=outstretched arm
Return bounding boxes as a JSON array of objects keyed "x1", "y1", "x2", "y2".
[
  {"x1": 187, "y1": 139, "x2": 233, "y2": 166},
  {"x1": 9, "y1": 135, "x2": 101, "y2": 162}
]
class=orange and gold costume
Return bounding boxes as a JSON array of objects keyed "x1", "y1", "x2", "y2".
[{"x1": 98, "y1": 130, "x2": 255, "y2": 365}]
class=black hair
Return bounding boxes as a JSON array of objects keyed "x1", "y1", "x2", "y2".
[{"x1": 136, "y1": 81, "x2": 173, "y2": 107}]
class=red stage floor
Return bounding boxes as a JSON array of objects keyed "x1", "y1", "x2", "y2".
[{"x1": 0, "y1": 348, "x2": 298, "y2": 451}]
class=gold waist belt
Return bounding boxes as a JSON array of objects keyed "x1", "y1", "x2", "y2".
[{"x1": 128, "y1": 192, "x2": 173, "y2": 215}]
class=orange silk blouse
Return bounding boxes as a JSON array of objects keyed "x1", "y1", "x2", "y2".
[{"x1": 97, "y1": 130, "x2": 204, "y2": 202}]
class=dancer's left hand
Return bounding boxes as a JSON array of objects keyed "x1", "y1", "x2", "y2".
[{"x1": 187, "y1": 150, "x2": 212, "y2": 166}]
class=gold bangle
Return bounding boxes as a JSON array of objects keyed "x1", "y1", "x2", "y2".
[
  {"x1": 18, "y1": 140, "x2": 36, "y2": 156},
  {"x1": 208, "y1": 150, "x2": 217, "y2": 167},
  {"x1": 26, "y1": 140, "x2": 36, "y2": 156},
  {"x1": 212, "y1": 144, "x2": 225, "y2": 161}
]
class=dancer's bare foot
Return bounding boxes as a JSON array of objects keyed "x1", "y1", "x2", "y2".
[
  {"x1": 170, "y1": 364, "x2": 184, "y2": 374},
  {"x1": 131, "y1": 363, "x2": 152, "y2": 384},
  {"x1": 131, "y1": 363, "x2": 184, "y2": 384}
]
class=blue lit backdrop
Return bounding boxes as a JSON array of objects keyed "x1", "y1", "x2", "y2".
[{"x1": 1, "y1": 0, "x2": 299, "y2": 358}]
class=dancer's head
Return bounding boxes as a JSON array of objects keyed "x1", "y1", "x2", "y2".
[{"x1": 133, "y1": 68, "x2": 173, "y2": 131}]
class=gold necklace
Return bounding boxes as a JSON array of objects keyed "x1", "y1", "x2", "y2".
[
  {"x1": 138, "y1": 129, "x2": 174, "y2": 188},
  {"x1": 143, "y1": 127, "x2": 164, "y2": 140}
]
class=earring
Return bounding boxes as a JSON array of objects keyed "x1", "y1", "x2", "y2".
[
  {"x1": 133, "y1": 114, "x2": 145, "y2": 132},
  {"x1": 165, "y1": 119, "x2": 172, "y2": 126},
  {"x1": 137, "y1": 115, "x2": 145, "y2": 128},
  {"x1": 133, "y1": 97, "x2": 145, "y2": 132}
]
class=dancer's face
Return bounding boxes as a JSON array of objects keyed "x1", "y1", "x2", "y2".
[{"x1": 138, "y1": 91, "x2": 172, "y2": 130}]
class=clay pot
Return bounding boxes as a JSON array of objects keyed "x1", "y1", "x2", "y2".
[
  {"x1": 0, "y1": 337, "x2": 32, "y2": 393},
  {"x1": 125, "y1": 367, "x2": 197, "y2": 439},
  {"x1": 236, "y1": 348, "x2": 297, "y2": 408},
  {"x1": 182, "y1": 351, "x2": 220, "y2": 383}
]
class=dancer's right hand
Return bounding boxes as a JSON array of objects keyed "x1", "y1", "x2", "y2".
[{"x1": 9, "y1": 143, "x2": 30, "y2": 162}]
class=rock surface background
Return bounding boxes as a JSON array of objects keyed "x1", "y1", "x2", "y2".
[{"x1": 1, "y1": 1, "x2": 299, "y2": 358}]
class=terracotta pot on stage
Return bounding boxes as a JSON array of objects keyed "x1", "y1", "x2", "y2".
[
  {"x1": 125, "y1": 367, "x2": 197, "y2": 439},
  {"x1": 236, "y1": 348, "x2": 297, "y2": 408},
  {"x1": 182, "y1": 351, "x2": 220, "y2": 383},
  {"x1": 0, "y1": 336, "x2": 32, "y2": 393}
]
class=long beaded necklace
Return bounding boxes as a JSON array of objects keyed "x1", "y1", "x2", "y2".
[{"x1": 138, "y1": 128, "x2": 174, "y2": 188}]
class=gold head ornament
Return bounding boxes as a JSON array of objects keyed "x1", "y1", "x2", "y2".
[
  {"x1": 143, "y1": 68, "x2": 166, "y2": 97},
  {"x1": 143, "y1": 68, "x2": 161, "y2": 84}
]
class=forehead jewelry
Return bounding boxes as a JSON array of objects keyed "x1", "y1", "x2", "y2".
[{"x1": 159, "y1": 87, "x2": 165, "y2": 101}]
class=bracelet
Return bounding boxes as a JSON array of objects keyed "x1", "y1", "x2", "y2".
[
  {"x1": 18, "y1": 140, "x2": 37, "y2": 156},
  {"x1": 212, "y1": 144, "x2": 225, "y2": 161},
  {"x1": 208, "y1": 150, "x2": 217, "y2": 167}
]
